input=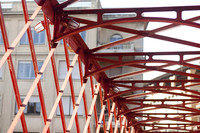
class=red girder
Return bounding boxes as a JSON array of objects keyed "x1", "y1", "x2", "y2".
[
  {"x1": 63, "y1": 39, "x2": 81, "y2": 133},
  {"x1": 54, "y1": 17, "x2": 200, "y2": 46},
  {"x1": 21, "y1": 1, "x2": 50, "y2": 132},
  {"x1": 110, "y1": 56, "x2": 200, "y2": 80},
  {"x1": 65, "y1": 6, "x2": 200, "y2": 14},
  {"x1": 123, "y1": 91, "x2": 200, "y2": 100},
  {"x1": 119, "y1": 103, "x2": 200, "y2": 116},
  {"x1": 43, "y1": 15, "x2": 67, "y2": 132},
  {"x1": 2, "y1": 0, "x2": 200, "y2": 132},
  {"x1": 71, "y1": 15, "x2": 200, "y2": 52},
  {"x1": 0, "y1": 5, "x2": 28, "y2": 133},
  {"x1": 143, "y1": 127, "x2": 198, "y2": 133},
  {"x1": 106, "y1": 83, "x2": 200, "y2": 100},
  {"x1": 132, "y1": 117, "x2": 200, "y2": 126}
]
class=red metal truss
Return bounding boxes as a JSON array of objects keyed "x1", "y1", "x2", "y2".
[{"x1": 1, "y1": 0, "x2": 200, "y2": 133}]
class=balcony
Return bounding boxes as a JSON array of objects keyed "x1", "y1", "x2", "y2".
[{"x1": 97, "y1": 42, "x2": 135, "y2": 53}]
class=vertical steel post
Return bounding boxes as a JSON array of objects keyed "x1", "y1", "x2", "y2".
[
  {"x1": 90, "y1": 76, "x2": 98, "y2": 128},
  {"x1": 42, "y1": 54, "x2": 78, "y2": 133},
  {"x1": 0, "y1": 3, "x2": 28, "y2": 133},
  {"x1": 96, "y1": 104, "x2": 106, "y2": 133},
  {"x1": 107, "y1": 100, "x2": 114, "y2": 133},
  {"x1": 120, "y1": 116, "x2": 126, "y2": 133},
  {"x1": 83, "y1": 83, "x2": 100, "y2": 133},
  {"x1": 78, "y1": 58, "x2": 91, "y2": 133},
  {"x1": 114, "y1": 106, "x2": 118, "y2": 133},
  {"x1": 21, "y1": 1, "x2": 49, "y2": 132},
  {"x1": 7, "y1": 46, "x2": 57, "y2": 133},
  {"x1": 106, "y1": 102, "x2": 116, "y2": 133},
  {"x1": 120, "y1": 115, "x2": 122, "y2": 131},
  {"x1": 130, "y1": 127, "x2": 134, "y2": 133},
  {"x1": 43, "y1": 15, "x2": 67, "y2": 132},
  {"x1": 114, "y1": 119, "x2": 119, "y2": 133},
  {"x1": 99, "y1": 86, "x2": 106, "y2": 132},
  {"x1": 66, "y1": 78, "x2": 88, "y2": 132},
  {"x1": 64, "y1": 38, "x2": 81, "y2": 133}
]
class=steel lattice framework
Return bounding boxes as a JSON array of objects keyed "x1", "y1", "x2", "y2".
[{"x1": 1, "y1": 0, "x2": 200, "y2": 133}]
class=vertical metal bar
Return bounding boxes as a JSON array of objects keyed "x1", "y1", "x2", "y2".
[
  {"x1": 0, "y1": 3, "x2": 28, "y2": 133},
  {"x1": 120, "y1": 116, "x2": 126, "y2": 133},
  {"x1": 42, "y1": 54, "x2": 78, "y2": 133},
  {"x1": 0, "y1": 6, "x2": 41, "y2": 69},
  {"x1": 7, "y1": 47, "x2": 57, "y2": 133},
  {"x1": 114, "y1": 119, "x2": 119, "y2": 133},
  {"x1": 107, "y1": 100, "x2": 114, "y2": 133},
  {"x1": 99, "y1": 86, "x2": 106, "y2": 132},
  {"x1": 78, "y1": 58, "x2": 91, "y2": 133},
  {"x1": 90, "y1": 76, "x2": 98, "y2": 128},
  {"x1": 66, "y1": 78, "x2": 88, "y2": 132},
  {"x1": 114, "y1": 106, "x2": 118, "y2": 133},
  {"x1": 64, "y1": 39, "x2": 81, "y2": 133},
  {"x1": 120, "y1": 115, "x2": 122, "y2": 131},
  {"x1": 43, "y1": 15, "x2": 67, "y2": 132},
  {"x1": 83, "y1": 83, "x2": 100, "y2": 133},
  {"x1": 125, "y1": 119, "x2": 127, "y2": 133},
  {"x1": 130, "y1": 127, "x2": 134, "y2": 133},
  {"x1": 96, "y1": 104, "x2": 106, "y2": 133},
  {"x1": 21, "y1": 1, "x2": 49, "y2": 132},
  {"x1": 106, "y1": 102, "x2": 116, "y2": 133}
]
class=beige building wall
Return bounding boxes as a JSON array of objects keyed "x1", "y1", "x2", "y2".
[{"x1": 0, "y1": 0, "x2": 145, "y2": 133}]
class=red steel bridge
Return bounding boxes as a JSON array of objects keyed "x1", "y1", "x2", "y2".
[{"x1": 1, "y1": 0, "x2": 200, "y2": 132}]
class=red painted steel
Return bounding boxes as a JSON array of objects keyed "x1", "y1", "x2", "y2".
[
  {"x1": 0, "y1": 4, "x2": 28, "y2": 133},
  {"x1": 63, "y1": 39, "x2": 81, "y2": 133},
  {"x1": 43, "y1": 15, "x2": 67, "y2": 132},
  {"x1": 107, "y1": 100, "x2": 113, "y2": 133},
  {"x1": 90, "y1": 76, "x2": 98, "y2": 128},
  {"x1": 3, "y1": 0, "x2": 200, "y2": 132},
  {"x1": 99, "y1": 86, "x2": 107, "y2": 133},
  {"x1": 78, "y1": 58, "x2": 91, "y2": 133},
  {"x1": 21, "y1": 1, "x2": 50, "y2": 132}
]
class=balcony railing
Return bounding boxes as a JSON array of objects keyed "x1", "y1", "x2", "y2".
[{"x1": 98, "y1": 42, "x2": 135, "y2": 51}]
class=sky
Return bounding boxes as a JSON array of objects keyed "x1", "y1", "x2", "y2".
[{"x1": 100, "y1": 0, "x2": 200, "y2": 80}]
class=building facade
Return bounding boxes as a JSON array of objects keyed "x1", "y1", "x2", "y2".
[{"x1": 0, "y1": 0, "x2": 145, "y2": 132}]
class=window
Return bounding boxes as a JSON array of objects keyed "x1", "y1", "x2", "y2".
[
  {"x1": 56, "y1": 96, "x2": 84, "y2": 116},
  {"x1": 15, "y1": 96, "x2": 41, "y2": 115},
  {"x1": 58, "y1": 61, "x2": 81, "y2": 80},
  {"x1": 20, "y1": 29, "x2": 45, "y2": 45},
  {"x1": 0, "y1": 31, "x2": 3, "y2": 44},
  {"x1": 60, "y1": 31, "x2": 86, "y2": 45},
  {"x1": 17, "y1": 61, "x2": 43, "y2": 79},
  {"x1": 109, "y1": 34, "x2": 123, "y2": 49}
]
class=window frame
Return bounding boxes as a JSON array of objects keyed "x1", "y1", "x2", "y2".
[
  {"x1": 0, "y1": 30, "x2": 3, "y2": 45},
  {"x1": 109, "y1": 34, "x2": 123, "y2": 49},
  {"x1": 15, "y1": 96, "x2": 41, "y2": 116},
  {"x1": 0, "y1": 65, "x2": 3, "y2": 80},
  {"x1": 56, "y1": 96, "x2": 84, "y2": 116},
  {"x1": 17, "y1": 60, "x2": 43, "y2": 80},
  {"x1": 20, "y1": 28, "x2": 45, "y2": 45},
  {"x1": 58, "y1": 60, "x2": 82, "y2": 80}
]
